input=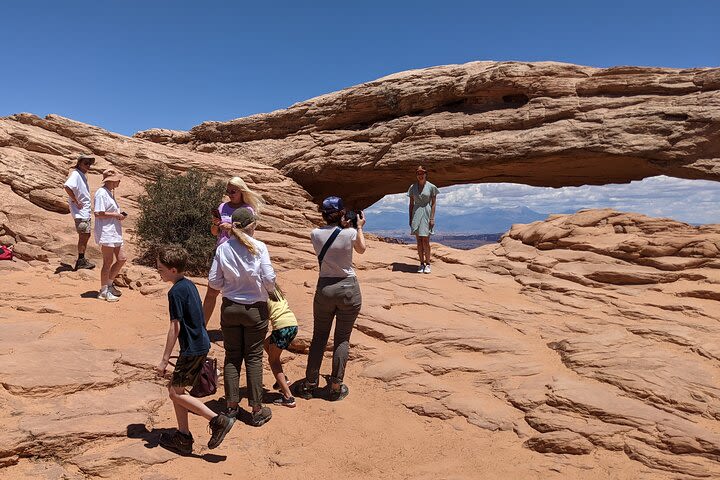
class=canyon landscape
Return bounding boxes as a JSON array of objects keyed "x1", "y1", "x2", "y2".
[{"x1": 2, "y1": 61, "x2": 720, "y2": 479}]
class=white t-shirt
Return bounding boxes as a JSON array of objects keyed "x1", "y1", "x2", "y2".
[
  {"x1": 311, "y1": 226, "x2": 357, "y2": 278},
  {"x1": 63, "y1": 169, "x2": 91, "y2": 219},
  {"x1": 93, "y1": 187, "x2": 123, "y2": 245},
  {"x1": 208, "y1": 237, "x2": 276, "y2": 304}
]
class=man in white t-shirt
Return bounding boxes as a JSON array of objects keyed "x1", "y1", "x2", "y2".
[{"x1": 63, "y1": 154, "x2": 96, "y2": 271}]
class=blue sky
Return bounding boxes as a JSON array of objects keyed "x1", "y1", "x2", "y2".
[
  {"x1": 3, "y1": 1, "x2": 718, "y2": 135},
  {"x1": 371, "y1": 177, "x2": 720, "y2": 226},
  {"x1": 2, "y1": 1, "x2": 719, "y2": 224}
]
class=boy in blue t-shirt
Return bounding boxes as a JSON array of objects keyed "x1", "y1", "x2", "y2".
[{"x1": 155, "y1": 246, "x2": 234, "y2": 455}]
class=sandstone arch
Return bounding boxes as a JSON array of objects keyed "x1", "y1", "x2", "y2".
[{"x1": 137, "y1": 61, "x2": 720, "y2": 208}]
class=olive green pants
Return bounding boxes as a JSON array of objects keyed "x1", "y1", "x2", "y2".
[{"x1": 220, "y1": 298, "x2": 268, "y2": 407}]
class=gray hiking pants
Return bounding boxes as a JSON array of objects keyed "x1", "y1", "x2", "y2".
[
  {"x1": 305, "y1": 276, "x2": 362, "y2": 385},
  {"x1": 220, "y1": 298, "x2": 268, "y2": 407}
]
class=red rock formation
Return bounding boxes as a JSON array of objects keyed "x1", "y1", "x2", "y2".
[
  {"x1": 137, "y1": 61, "x2": 720, "y2": 208},
  {"x1": 2, "y1": 62, "x2": 720, "y2": 478},
  {"x1": 0, "y1": 113, "x2": 321, "y2": 265}
]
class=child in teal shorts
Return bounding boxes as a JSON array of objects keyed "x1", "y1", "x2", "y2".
[{"x1": 264, "y1": 284, "x2": 299, "y2": 407}]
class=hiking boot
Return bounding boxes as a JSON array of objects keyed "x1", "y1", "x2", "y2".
[
  {"x1": 225, "y1": 406, "x2": 240, "y2": 419},
  {"x1": 74, "y1": 257, "x2": 95, "y2": 271},
  {"x1": 292, "y1": 380, "x2": 317, "y2": 400},
  {"x1": 273, "y1": 395, "x2": 296, "y2": 408},
  {"x1": 108, "y1": 284, "x2": 122, "y2": 297},
  {"x1": 97, "y1": 289, "x2": 120, "y2": 302},
  {"x1": 328, "y1": 384, "x2": 350, "y2": 402},
  {"x1": 159, "y1": 430, "x2": 193, "y2": 455},
  {"x1": 417, "y1": 263, "x2": 425, "y2": 273},
  {"x1": 207, "y1": 414, "x2": 235, "y2": 449},
  {"x1": 423, "y1": 264, "x2": 431, "y2": 274},
  {"x1": 272, "y1": 374, "x2": 289, "y2": 391},
  {"x1": 250, "y1": 406, "x2": 272, "y2": 427}
]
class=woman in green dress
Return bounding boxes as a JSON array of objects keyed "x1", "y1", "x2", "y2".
[{"x1": 407, "y1": 166, "x2": 439, "y2": 274}]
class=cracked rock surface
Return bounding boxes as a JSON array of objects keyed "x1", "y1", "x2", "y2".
[{"x1": 2, "y1": 208, "x2": 719, "y2": 478}]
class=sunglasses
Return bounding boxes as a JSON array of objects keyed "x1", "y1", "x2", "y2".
[
  {"x1": 416, "y1": 172, "x2": 426, "y2": 177},
  {"x1": 82, "y1": 160, "x2": 94, "y2": 165},
  {"x1": 226, "y1": 189, "x2": 240, "y2": 195}
]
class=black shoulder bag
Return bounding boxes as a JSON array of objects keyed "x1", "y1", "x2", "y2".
[{"x1": 318, "y1": 227, "x2": 342, "y2": 267}]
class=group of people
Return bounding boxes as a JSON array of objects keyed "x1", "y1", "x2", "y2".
[
  {"x1": 63, "y1": 155, "x2": 438, "y2": 455},
  {"x1": 152, "y1": 178, "x2": 367, "y2": 453},
  {"x1": 63, "y1": 155, "x2": 127, "y2": 301}
]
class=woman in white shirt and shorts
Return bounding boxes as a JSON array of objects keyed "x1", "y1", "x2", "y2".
[{"x1": 94, "y1": 168, "x2": 127, "y2": 302}]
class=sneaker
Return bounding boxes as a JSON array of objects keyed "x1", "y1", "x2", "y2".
[
  {"x1": 417, "y1": 263, "x2": 425, "y2": 273},
  {"x1": 74, "y1": 257, "x2": 95, "y2": 271},
  {"x1": 292, "y1": 380, "x2": 317, "y2": 400},
  {"x1": 328, "y1": 384, "x2": 350, "y2": 402},
  {"x1": 250, "y1": 406, "x2": 272, "y2": 427},
  {"x1": 424, "y1": 264, "x2": 431, "y2": 274},
  {"x1": 273, "y1": 395, "x2": 296, "y2": 408},
  {"x1": 98, "y1": 289, "x2": 120, "y2": 302},
  {"x1": 272, "y1": 374, "x2": 289, "y2": 391},
  {"x1": 207, "y1": 414, "x2": 235, "y2": 449},
  {"x1": 159, "y1": 430, "x2": 193, "y2": 455},
  {"x1": 108, "y1": 284, "x2": 122, "y2": 297}
]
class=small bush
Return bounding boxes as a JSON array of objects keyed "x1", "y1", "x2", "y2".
[{"x1": 135, "y1": 168, "x2": 224, "y2": 275}]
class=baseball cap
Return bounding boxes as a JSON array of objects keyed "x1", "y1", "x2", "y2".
[
  {"x1": 321, "y1": 196, "x2": 344, "y2": 214},
  {"x1": 231, "y1": 206, "x2": 256, "y2": 228}
]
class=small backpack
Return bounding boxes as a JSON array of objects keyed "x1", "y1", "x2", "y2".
[{"x1": 0, "y1": 245, "x2": 13, "y2": 261}]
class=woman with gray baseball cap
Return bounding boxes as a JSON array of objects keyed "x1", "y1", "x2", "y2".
[{"x1": 208, "y1": 206, "x2": 276, "y2": 426}]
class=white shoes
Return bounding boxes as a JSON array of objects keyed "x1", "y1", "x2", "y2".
[
  {"x1": 98, "y1": 288, "x2": 120, "y2": 302},
  {"x1": 418, "y1": 264, "x2": 432, "y2": 274}
]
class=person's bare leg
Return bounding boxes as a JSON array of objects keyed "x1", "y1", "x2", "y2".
[
  {"x1": 100, "y1": 246, "x2": 115, "y2": 289},
  {"x1": 107, "y1": 246, "x2": 127, "y2": 286},
  {"x1": 78, "y1": 232, "x2": 91, "y2": 255},
  {"x1": 169, "y1": 385, "x2": 191, "y2": 434},
  {"x1": 266, "y1": 339, "x2": 291, "y2": 399},
  {"x1": 423, "y1": 237, "x2": 432, "y2": 265},
  {"x1": 169, "y1": 385, "x2": 217, "y2": 425},
  {"x1": 415, "y1": 235, "x2": 425, "y2": 267},
  {"x1": 202, "y1": 287, "x2": 220, "y2": 327}
]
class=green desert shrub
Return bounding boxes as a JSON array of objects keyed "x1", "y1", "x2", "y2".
[{"x1": 135, "y1": 168, "x2": 224, "y2": 275}]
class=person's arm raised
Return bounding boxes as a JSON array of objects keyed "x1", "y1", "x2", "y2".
[{"x1": 353, "y1": 211, "x2": 367, "y2": 254}]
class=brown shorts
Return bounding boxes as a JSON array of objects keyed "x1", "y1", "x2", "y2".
[
  {"x1": 74, "y1": 217, "x2": 92, "y2": 234},
  {"x1": 171, "y1": 354, "x2": 207, "y2": 388}
]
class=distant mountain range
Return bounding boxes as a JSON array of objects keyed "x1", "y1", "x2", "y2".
[{"x1": 365, "y1": 206, "x2": 549, "y2": 235}]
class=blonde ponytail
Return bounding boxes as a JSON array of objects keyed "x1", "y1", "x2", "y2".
[{"x1": 230, "y1": 225, "x2": 258, "y2": 256}]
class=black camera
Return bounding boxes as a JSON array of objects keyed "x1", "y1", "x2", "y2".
[{"x1": 344, "y1": 210, "x2": 359, "y2": 229}]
